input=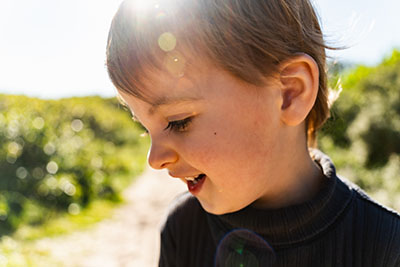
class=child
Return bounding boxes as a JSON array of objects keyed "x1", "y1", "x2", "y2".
[{"x1": 106, "y1": 0, "x2": 400, "y2": 266}]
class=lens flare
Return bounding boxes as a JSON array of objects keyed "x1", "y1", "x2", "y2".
[
  {"x1": 133, "y1": 0, "x2": 154, "y2": 13},
  {"x1": 164, "y1": 51, "x2": 186, "y2": 77},
  {"x1": 158, "y1": 32, "x2": 177, "y2": 52},
  {"x1": 215, "y1": 229, "x2": 276, "y2": 267}
]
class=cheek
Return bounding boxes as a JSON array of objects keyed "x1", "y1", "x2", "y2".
[
  {"x1": 185, "y1": 131, "x2": 221, "y2": 167},
  {"x1": 181, "y1": 110, "x2": 279, "y2": 174},
  {"x1": 185, "y1": 130, "x2": 249, "y2": 174}
]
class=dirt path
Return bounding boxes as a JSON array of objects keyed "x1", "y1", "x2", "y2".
[{"x1": 35, "y1": 168, "x2": 186, "y2": 267}]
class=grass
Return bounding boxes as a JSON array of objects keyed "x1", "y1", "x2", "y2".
[
  {"x1": 14, "y1": 199, "x2": 123, "y2": 241},
  {"x1": 0, "y1": 198, "x2": 126, "y2": 267}
]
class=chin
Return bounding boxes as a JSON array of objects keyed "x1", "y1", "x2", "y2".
[{"x1": 198, "y1": 199, "x2": 242, "y2": 215}]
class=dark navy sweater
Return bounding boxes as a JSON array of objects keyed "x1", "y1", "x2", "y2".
[{"x1": 158, "y1": 151, "x2": 400, "y2": 266}]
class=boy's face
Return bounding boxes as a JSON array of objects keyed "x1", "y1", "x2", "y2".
[{"x1": 120, "y1": 63, "x2": 289, "y2": 215}]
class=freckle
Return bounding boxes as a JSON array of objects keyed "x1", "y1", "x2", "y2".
[{"x1": 214, "y1": 132, "x2": 217, "y2": 136}]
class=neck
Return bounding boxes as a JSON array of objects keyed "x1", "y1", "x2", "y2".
[{"x1": 252, "y1": 131, "x2": 325, "y2": 209}]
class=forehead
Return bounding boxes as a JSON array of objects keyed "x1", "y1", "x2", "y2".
[
  {"x1": 117, "y1": 60, "x2": 214, "y2": 117},
  {"x1": 130, "y1": 57, "x2": 217, "y2": 103}
]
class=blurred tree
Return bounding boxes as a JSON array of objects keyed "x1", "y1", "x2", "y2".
[
  {"x1": 0, "y1": 95, "x2": 148, "y2": 236},
  {"x1": 322, "y1": 49, "x2": 400, "y2": 167},
  {"x1": 319, "y1": 49, "x2": 400, "y2": 210}
]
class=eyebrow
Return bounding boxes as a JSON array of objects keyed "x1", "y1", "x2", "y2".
[
  {"x1": 129, "y1": 95, "x2": 203, "y2": 123},
  {"x1": 148, "y1": 95, "x2": 203, "y2": 115}
]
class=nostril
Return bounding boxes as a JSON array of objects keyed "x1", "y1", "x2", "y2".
[{"x1": 160, "y1": 162, "x2": 169, "y2": 169}]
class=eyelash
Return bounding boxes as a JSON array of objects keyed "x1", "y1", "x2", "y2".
[
  {"x1": 140, "y1": 128, "x2": 149, "y2": 137},
  {"x1": 164, "y1": 117, "x2": 192, "y2": 132}
]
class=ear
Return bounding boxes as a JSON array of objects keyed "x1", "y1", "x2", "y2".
[{"x1": 278, "y1": 54, "x2": 319, "y2": 126}]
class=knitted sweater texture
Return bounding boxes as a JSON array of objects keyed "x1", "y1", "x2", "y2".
[{"x1": 158, "y1": 151, "x2": 400, "y2": 266}]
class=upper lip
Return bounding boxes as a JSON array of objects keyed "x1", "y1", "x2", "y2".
[{"x1": 168, "y1": 172, "x2": 201, "y2": 179}]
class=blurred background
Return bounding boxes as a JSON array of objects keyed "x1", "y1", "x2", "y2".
[{"x1": 0, "y1": 0, "x2": 399, "y2": 266}]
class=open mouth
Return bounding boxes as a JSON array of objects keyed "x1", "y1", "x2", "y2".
[
  {"x1": 185, "y1": 173, "x2": 206, "y2": 184},
  {"x1": 185, "y1": 174, "x2": 206, "y2": 194}
]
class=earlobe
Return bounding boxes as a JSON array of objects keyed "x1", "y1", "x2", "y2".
[{"x1": 279, "y1": 54, "x2": 319, "y2": 126}]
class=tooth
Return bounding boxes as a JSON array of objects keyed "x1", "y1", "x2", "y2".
[{"x1": 185, "y1": 177, "x2": 195, "y2": 181}]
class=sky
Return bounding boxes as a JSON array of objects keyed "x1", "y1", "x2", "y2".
[{"x1": 0, "y1": 0, "x2": 399, "y2": 99}]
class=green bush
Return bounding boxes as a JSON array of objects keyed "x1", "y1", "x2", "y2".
[
  {"x1": 0, "y1": 95, "x2": 149, "y2": 235},
  {"x1": 320, "y1": 49, "x2": 400, "y2": 210}
]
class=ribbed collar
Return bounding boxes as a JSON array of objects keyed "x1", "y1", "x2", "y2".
[{"x1": 207, "y1": 149, "x2": 354, "y2": 249}]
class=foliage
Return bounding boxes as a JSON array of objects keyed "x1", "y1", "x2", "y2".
[
  {"x1": 320, "y1": 49, "x2": 400, "y2": 210},
  {"x1": 0, "y1": 95, "x2": 149, "y2": 236}
]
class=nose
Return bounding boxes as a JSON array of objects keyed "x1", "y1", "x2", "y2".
[{"x1": 147, "y1": 141, "x2": 179, "y2": 170}]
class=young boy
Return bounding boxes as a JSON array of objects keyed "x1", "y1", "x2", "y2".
[{"x1": 106, "y1": 0, "x2": 400, "y2": 266}]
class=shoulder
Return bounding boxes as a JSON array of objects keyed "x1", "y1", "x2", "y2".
[
  {"x1": 339, "y1": 175, "x2": 400, "y2": 263},
  {"x1": 159, "y1": 192, "x2": 208, "y2": 238},
  {"x1": 167, "y1": 191, "x2": 201, "y2": 215},
  {"x1": 158, "y1": 192, "x2": 215, "y2": 267},
  {"x1": 160, "y1": 191, "x2": 203, "y2": 227},
  {"x1": 340, "y1": 174, "x2": 400, "y2": 220}
]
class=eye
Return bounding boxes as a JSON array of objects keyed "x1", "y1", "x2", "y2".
[
  {"x1": 164, "y1": 117, "x2": 192, "y2": 132},
  {"x1": 133, "y1": 118, "x2": 149, "y2": 137}
]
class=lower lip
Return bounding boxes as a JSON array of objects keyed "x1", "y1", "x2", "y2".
[{"x1": 187, "y1": 176, "x2": 206, "y2": 195}]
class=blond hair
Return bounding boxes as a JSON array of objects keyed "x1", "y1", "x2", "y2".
[{"x1": 106, "y1": 0, "x2": 333, "y2": 147}]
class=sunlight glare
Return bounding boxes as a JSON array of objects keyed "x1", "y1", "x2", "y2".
[{"x1": 133, "y1": 0, "x2": 159, "y2": 13}]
